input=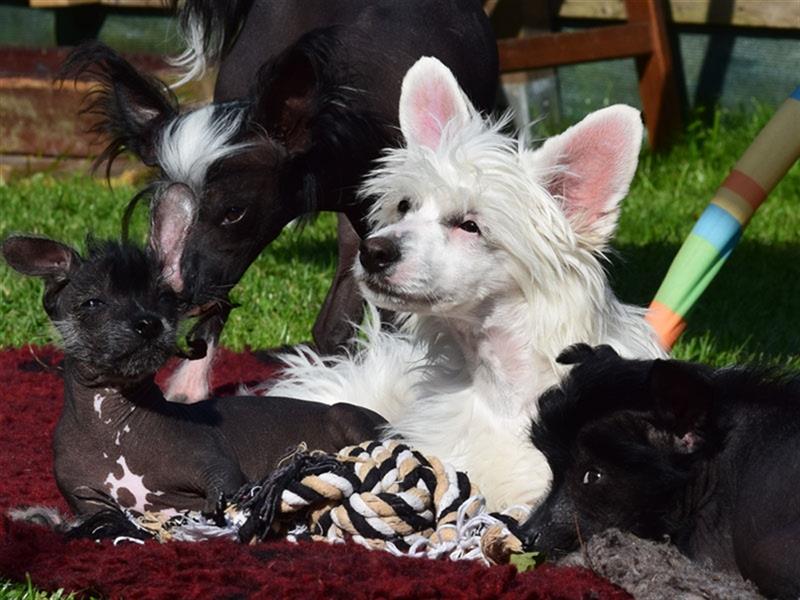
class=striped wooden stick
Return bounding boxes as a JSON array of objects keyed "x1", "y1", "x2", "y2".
[{"x1": 647, "y1": 86, "x2": 800, "y2": 349}]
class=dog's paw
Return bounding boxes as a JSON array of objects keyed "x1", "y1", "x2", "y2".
[
  {"x1": 165, "y1": 356, "x2": 212, "y2": 403},
  {"x1": 556, "y1": 343, "x2": 620, "y2": 365}
]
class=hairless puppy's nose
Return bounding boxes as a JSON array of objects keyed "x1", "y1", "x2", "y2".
[
  {"x1": 134, "y1": 315, "x2": 164, "y2": 340},
  {"x1": 359, "y1": 237, "x2": 401, "y2": 274}
]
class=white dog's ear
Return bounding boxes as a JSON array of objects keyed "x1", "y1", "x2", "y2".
[
  {"x1": 399, "y1": 56, "x2": 472, "y2": 150},
  {"x1": 530, "y1": 105, "x2": 643, "y2": 247}
]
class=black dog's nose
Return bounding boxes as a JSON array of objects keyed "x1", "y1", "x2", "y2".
[
  {"x1": 359, "y1": 237, "x2": 401, "y2": 274},
  {"x1": 134, "y1": 316, "x2": 163, "y2": 339},
  {"x1": 521, "y1": 531, "x2": 541, "y2": 551}
]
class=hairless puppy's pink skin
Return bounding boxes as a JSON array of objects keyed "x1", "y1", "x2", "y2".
[{"x1": 2, "y1": 235, "x2": 385, "y2": 516}]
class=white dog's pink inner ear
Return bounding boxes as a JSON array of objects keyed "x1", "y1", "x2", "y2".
[
  {"x1": 547, "y1": 108, "x2": 642, "y2": 232},
  {"x1": 407, "y1": 78, "x2": 460, "y2": 149},
  {"x1": 399, "y1": 57, "x2": 471, "y2": 150}
]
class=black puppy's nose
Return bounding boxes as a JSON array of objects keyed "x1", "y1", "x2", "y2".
[
  {"x1": 359, "y1": 237, "x2": 401, "y2": 274},
  {"x1": 521, "y1": 531, "x2": 541, "y2": 551},
  {"x1": 134, "y1": 316, "x2": 163, "y2": 339}
]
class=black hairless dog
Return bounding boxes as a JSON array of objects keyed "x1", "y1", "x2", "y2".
[{"x1": 2, "y1": 235, "x2": 385, "y2": 516}]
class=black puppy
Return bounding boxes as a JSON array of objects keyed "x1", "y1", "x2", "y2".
[
  {"x1": 2, "y1": 235, "x2": 385, "y2": 516},
  {"x1": 521, "y1": 344, "x2": 800, "y2": 600}
]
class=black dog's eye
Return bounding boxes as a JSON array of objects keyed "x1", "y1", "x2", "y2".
[
  {"x1": 221, "y1": 206, "x2": 247, "y2": 226},
  {"x1": 397, "y1": 198, "x2": 411, "y2": 215},
  {"x1": 458, "y1": 220, "x2": 481, "y2": 235},
  {"x1": 582, "y1": 469, "x2": 603, "y2": 485},
  {"x1": 81, "y1": 298, "x2": 105, "y2": 310}
]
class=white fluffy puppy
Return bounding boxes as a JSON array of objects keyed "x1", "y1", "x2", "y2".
[{"x1": 265, "y1": 57, "x2": 666, "y2": 509}]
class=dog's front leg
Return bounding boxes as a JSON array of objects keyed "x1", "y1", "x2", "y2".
[
  {"x1": 166, "y1": 311, "x2": 227, "y2": 403},
  {"x1": 312, "y1": 213, "x2": 366, "y2": 355}
]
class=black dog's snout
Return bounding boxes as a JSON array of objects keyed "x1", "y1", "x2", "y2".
[
  {"x1": 133, "y1": 316, "x2": 164, "y2": 339},
  {"x1": 359, "y1": 237, "x2": 401, "y2": 274},
  {"x1": 521, "y1": 530, "x2": 542, "y2": 550}
]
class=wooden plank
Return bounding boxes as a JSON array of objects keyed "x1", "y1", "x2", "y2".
[
  {"x1": 0, "y1": 45, "x2": 169, "y2": 77},
  {"x1": 671, "y1": 0, "x2": 800, "y2": 28},
  {"x1": 497, "y1": 22, "x2": 652, "y2": 72},
  {"x1": 558, "y1": 0, "x2": 800, "y2": 30},
  {"x1": 627, "y1": 0, "x2": 683, "y2": 148},
  {"x1": 29, "y1": 0, "x2": 166, "y2": 7},
  {"x1": 0, "y1": 46, "x2": 212, "y2": 158},
  {"x1": 0, "y1": 76, "x2": 97, "y2": 157}
]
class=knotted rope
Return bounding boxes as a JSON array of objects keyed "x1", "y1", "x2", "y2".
[{"x1": 70, "y1": 440, "x2": 530, "y2": 564}]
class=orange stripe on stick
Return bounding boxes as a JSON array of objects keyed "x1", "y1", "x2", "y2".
[
  {"x1": 646, "y1": 301, "x2": 686, "y2": 351},
  {"x1": 721, "y1": 170, "x2": 767, "y2": 211}
]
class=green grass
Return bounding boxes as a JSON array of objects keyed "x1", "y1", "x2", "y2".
[
  {"x1": 0, "y1": 577, "x2": 80, "y2": 600},
  {"x1": 1, "y1": 107, "x2": 798, "y2": 371}
]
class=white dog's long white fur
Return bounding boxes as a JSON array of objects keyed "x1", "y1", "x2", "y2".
[{"x1": 264, "y1": 57, "x2": 666, "y2": 509}]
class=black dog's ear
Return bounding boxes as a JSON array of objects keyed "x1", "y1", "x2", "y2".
[
  {"x1": 61, "y1": 41, "x2": 178, "y2": 171},
  {"x1": 249, "y1": 41, "x2": 320, "y2": 155},
  {"x1": 649, "y1": 359, "x2": 713, "y2": 440},
  {"x1": 2, "y1": 235, "x2": 80, "y2": 281},
  {"x1": 149, "y1": 183, "x2": 195, "y2": 293},
  {"x1": 557, "y1": 343, "x2": 619, "y2": 365}
]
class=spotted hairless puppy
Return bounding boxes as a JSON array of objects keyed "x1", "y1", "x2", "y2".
[{"x1": 2, "y1": 235, "x2": 385, "y2": 516}]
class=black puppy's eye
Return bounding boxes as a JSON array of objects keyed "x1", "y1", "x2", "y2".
[
  {"x1": 221, "y1": 206, "x2": 247, "y2": 226},
  {"x1": 81, "y1": 298, "x2": 105, "y2": 310},
  {"x1": 582, "y1": 469, "x2": 603, "y2": 485},
  {"x1": 397, "y1": 198, "x2": 411, "y2": 215},
  {"x1": 458, "y1": 220, "x2": 481, "y2": 235}
]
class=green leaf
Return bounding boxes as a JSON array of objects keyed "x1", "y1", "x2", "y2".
[{"x1": 509, "y1": 551, "x2": 545, "y2": 573}]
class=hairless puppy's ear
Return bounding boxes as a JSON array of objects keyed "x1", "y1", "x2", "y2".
[
  {"x1": 2, "y1": 235, "x2": 80, "y2": 280},
  {"x1": 556, "y1": 343, "x2": 619, "y2": 365}
]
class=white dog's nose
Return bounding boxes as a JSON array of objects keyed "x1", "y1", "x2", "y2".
[{"x1": 359, "y1": 237, "x2": 401, "y2": 274}]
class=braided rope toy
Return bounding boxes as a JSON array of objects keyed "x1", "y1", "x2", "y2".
[
  {"x1": 647, "y1": 86, "x2": 800, "y2": 349},
  {"x1": 119, "y1": 440, "x2": 530, "y2": 565}
]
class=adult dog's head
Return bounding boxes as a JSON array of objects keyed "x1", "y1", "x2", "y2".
[
  {"x1": 62, "y1": 35, "x2": 384, "y2": 308},
  {"x1": 355, "y1": 57, "x2": 643, "y2": 322}
]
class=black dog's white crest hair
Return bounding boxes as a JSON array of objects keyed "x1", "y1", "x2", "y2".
[
  {"x1": 60, "y1": 41, "x2": 178, "y2": 175},
  {"x1": 168, "y1": 0, "x2": 254, "y2": 87}
]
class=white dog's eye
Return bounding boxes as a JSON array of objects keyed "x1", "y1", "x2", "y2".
[
  {"x1": 458, "y1": 220, "x2": 481, "y2": 235},
  {"x1": 582, "y1": 469, "x2": 603, "y2": 485},
  {"x1": 397, "y1": 198, "x2": 411, "y2": 215}
]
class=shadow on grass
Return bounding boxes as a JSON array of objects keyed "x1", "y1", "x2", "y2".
[{"x1": 611, "y1": 240, "x2": 800, "y2": 361}]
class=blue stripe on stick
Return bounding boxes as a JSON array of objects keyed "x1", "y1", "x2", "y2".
[
  {"x1": 791, "y1": 86, "x2": 800, "y2": 101},
  {"x1": 690, "y1": 203, "x2": 742, "y2": 256}
]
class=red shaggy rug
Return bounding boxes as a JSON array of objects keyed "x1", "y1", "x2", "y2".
[{"x1": 0, "y1": 346, "x2": 630, "y2": 599}]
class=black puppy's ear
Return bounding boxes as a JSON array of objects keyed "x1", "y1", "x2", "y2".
[
  {"x1": 249, "y1": 43, "x2": 319, "y2": 154},
  {"x1": 557, "y1": 343, "x2": 619, "y2": 365},
  {"x1": 649, "y1": 359, "x2": 713, "y2": 439},
  {"x1": 2, "y1": 235, "x2": 80, "y2": 281},
  {"x1": 61, "y1": 41, "x2": 178, "y2": 171},
  {"x1": 149, "y1": 183, "x2": 195, "y2": 293}
]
